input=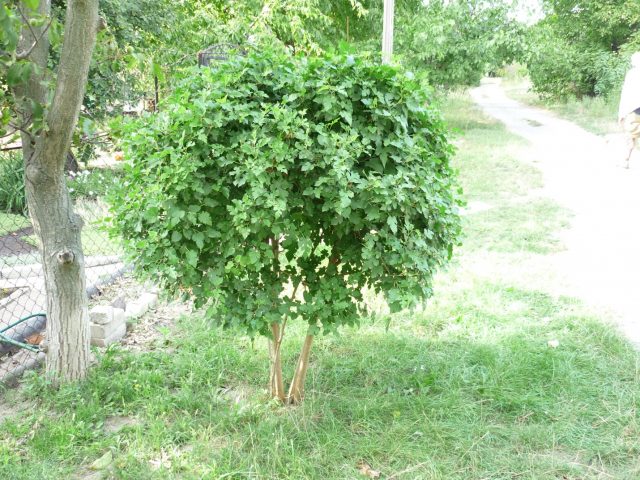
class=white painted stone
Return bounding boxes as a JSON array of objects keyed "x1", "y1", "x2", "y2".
[
  {"x1": 125, "y1": 301, "x2": 147, "y2": 321},
  {"x1": 113, "y1": 307, "x2": 125, "y2": 323},
  {"x1": 91, "y1": 322, "x2": 126, "y2": 347},
  {"x1": 139, "y1": 292, "x2": 158, "y2": 309},
  {"x1": 90, "y1": 305, "x2": 114, "y2": 325},
  {"x1": 90, "y1": 316, "x2": 125, "y2": 340}
]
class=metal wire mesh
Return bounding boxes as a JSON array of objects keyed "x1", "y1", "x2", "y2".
[
  {"x1": 0, "y1": 169, "x2": 124, "y2": 384},
  {"x1": 198, "y1": 43, "x2": 246, "y2": 66}
]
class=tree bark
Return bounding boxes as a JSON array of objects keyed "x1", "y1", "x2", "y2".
[
  {"x1": 287, "y1": 334, "x2": 314, "y2": 404},
  {"x1": 16, "y1": 0, "x2": 100, "y2": 383},
  {"x1": 269, "y1": 322, "x2": 286, "y2": 402}
]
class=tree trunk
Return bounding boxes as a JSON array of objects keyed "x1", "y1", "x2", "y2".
[
  {"x1": 16, "y1": 0, "x2": 100, "y2": 383},
  {"x1": 269, "y1": 322, "x2": 285, "y2": 402},
  {"x1": 25, "y1": 162, "x2": 89, "y2": 381},
  {"x1": 287, "y1": 334, "x2": 314, "y2": 405}
]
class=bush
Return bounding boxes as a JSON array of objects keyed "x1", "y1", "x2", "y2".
[
  {"x1": 0, "y1": 152, "x2": 26, "y2": 215},
  {"x1": 525, "y1": 33, "x2": 631, "y2": 99},
  {"x1": 524, "y1": 1, "x2": 640, "y2": 99},
  {"x1": 109, "y1": 51, "x2": 462, "y2": 401}
]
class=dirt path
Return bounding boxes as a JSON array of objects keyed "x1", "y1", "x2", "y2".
[{"x1": 471, "y1": 79, "x2": 640, "y2": 346}]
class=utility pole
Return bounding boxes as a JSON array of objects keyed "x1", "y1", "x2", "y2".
[{"x1": 382, "y1": 0, "x2": 395, "y2": 64}]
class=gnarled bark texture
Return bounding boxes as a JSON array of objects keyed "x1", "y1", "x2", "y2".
[{"x1": 16, "y1": 0, "x2": 100, "y2": 383}]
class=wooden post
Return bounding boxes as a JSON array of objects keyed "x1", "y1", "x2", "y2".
[{"x1": 382, "y1": 0, "x2": 395, "y2": 64}]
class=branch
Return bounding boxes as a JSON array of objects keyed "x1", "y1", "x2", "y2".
[
  {"x1": 45, "y1": 0, "x2": 99, "y2": 171},
  {"x1": 17, "y1": 3, "x2": 39, "y2": 46},
  {"x1": 0, "y1": 145, "x2": 23, "y2": 152},
  {"x1": 8, "y1": 117, "x2": 34, "y2": 140},
  {"x1": 15, "y1": 18, "x2": 52, "y2": 61}
]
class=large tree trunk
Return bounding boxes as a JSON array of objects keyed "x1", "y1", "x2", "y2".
[
  {"x1": 25, "y1": 157, "x2": 89, "y2": 380},
  {"x1": 16, "y1": 0, "x2": 100, "y2": 383}
]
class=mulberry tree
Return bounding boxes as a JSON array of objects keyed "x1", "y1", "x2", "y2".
[{"x1": 109, "y1": 51, "x2": 462, "y2": 403}]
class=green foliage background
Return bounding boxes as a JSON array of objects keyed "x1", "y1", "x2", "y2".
[
  {"x1": 109, "y1": 51, "x2": 462, "y2": 337},
  {"x1": 0, "y1": 151, "x2": 26, "y2": 214},
  {"x1": 396, "y1": 0, "x2": 524, "y2": 87},
  {"x1": 524, "y1": 0, "x2": 640, "y2": 98}
]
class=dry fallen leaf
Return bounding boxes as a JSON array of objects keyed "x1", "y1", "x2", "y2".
[{"x1": 357, "y1": 460, "x2": 381, "y2": 479}]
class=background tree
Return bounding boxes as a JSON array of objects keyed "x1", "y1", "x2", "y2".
[
  {"x1": 395, "y1": 0, "x2": 524, "y2": 87},
  {"x1": 1, "y1": 0, "x2": 101, "y2": 382},
  {"x1": 524, "y1": 0, "x2": 640, "y2": 98}
]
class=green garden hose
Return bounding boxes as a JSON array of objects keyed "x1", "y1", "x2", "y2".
[{"x1": 0, "y1": 312, "x2": 46, "y2": 353}]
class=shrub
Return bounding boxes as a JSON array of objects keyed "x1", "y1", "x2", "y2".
[
  {"x1": 109, "y1": 51, "x2": 462, "y2": 403},
  {"x1": 523, "y1": 0, "x2": 640, "y2": 99},
  {"x1": 0, "y1": 152, "x2": 26, "y2": 215}
]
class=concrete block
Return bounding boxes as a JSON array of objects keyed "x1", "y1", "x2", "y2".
[
  {"x1": 113, "y1": 307, "x2": 125, "y2": 323},
  {"x1": 91, "y1": 316, "x2": 125, "y2": 340},
  {"x1": 91, "y1": 322, "x2": 126, "y2": 347},
  {"x1": 90, "y1": 305, "x2": 113, "y2": 325},
  {"x1": 139, "y1": 292, "x2": 158, "y2": 309},
  {"x1": 111, "y1": 295, "x2": 126, "y2": 310},
  {"x1": 125, "y1": 301, "x2": 147, "y2": 321}
]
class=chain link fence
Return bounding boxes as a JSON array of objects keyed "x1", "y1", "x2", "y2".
[{"x1": 0, "y1": 155, "x2": 125, "y2": 385}]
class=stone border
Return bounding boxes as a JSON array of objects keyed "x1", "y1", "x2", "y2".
[{"x1": 89, "y1": 290, "x2": 158, "y2": 347}]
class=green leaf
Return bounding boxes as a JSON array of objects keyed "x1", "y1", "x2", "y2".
[
  {"x1": 151, "y1": 60, "x2": 165, "y2": 82},
  {"x1": 387, "y1": 216, "x2": 398, "y2": 234},
  {"x1": 185, "y1": 250, "x2": 198, "y2": 267},
  {"x1": 193, "y1": 231, "x2": 205, "y2": 250},
  {"x1": 6, "y1": 62, "x2": 30, "y2": 87},
  {"x1": 198, "y1": 211, "x2": 212, "y2": 225},
  {"x1": 108, "y1": 50, "x2": 460, "y2": 355}
]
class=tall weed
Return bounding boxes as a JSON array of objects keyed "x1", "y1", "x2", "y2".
[{"x1": 0, "y1": 152, "x2": 26, "y2": 215}]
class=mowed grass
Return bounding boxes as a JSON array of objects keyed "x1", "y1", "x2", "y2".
[
  {"x1": 1, "y1": 95, "x2": 639, "y2": 480},
  {"x1": 23, "y1": 227, "x2": 120, "y2": 257},
  {"x1": 463, "y1": 199, "x2": 571, "y2": 254},
  {"x1": 22, "y1": 199, "x2": 121, "y2": 257},
  {"x1": 444, "y1": 93, "x2": 544, "y2": 203}
]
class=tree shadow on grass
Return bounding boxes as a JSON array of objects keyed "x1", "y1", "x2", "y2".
[{"x1": 3, "y1": 286, "x2": 639, "y2": 479}]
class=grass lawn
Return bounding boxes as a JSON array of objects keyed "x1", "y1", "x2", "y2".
[
  {"x1": 1, "y1": 95, "x2": 638, "y2": 479},
  {"x1": 21, "y1": 199, "x2": 121, "y2": 257},
  {"x1": 0, "y1": 212, "x2": 30, "y2": 237},
  {"x1": 23, "y1": 227, "x2": 120, "y2": 257}
]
